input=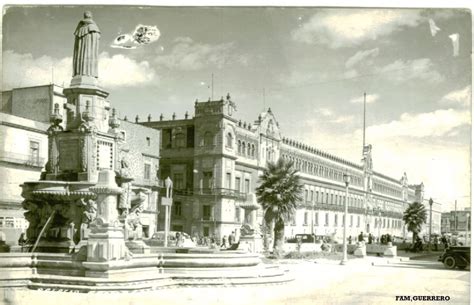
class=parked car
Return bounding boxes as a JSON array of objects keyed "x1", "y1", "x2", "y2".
[
  {"x1": 438, "y1": 246, "x2": 470, "y2": 270},
  {"x1": 145, "y1": 231, "x2": 195, "y2": 247}
]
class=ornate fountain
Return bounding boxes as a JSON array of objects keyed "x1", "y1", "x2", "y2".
[{"x1": 0, "y1": 12, "x2": 292, "y2": 292}]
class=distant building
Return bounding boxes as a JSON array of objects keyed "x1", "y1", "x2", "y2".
[
  {"x1": 0, "y1": 84, "x2": 161, "y2": 245},
  {"x1": 141, "y1": 96, "x2": 424, "y2": 241},
  {"x1": 441, "y1": 208, "x2": 471, "y2": 234}
]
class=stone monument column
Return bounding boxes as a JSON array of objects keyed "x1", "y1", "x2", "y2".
[{"x1": 83, "y1": 170, "x2": 129, "y2": 277}]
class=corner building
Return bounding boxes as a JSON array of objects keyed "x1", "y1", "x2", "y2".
[{"x1": 142, "y1": 96, "x2": 424, "y2": 241}]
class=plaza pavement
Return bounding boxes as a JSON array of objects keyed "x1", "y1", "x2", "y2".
[{"x1": 1, "y1": 254, "x2": 470, "y2": 305}]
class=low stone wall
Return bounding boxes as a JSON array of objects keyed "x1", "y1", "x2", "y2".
[{"x1": 0, "y1": 250, "x2": 292, "y2": 292}]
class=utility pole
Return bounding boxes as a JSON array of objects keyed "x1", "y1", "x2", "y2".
[
  {"x1": 362, "y1": 92, "x2": 366, "y2": 153},
  {"x1": 211, "y1": 73, "x2": 214, "y2": 100}
]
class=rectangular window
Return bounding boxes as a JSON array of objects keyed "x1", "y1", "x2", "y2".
[
  {"x1": 29, "y1": 140, "x2": 40, "y2": 165},
  {"x1": 325, "y1": 193, "x2": 329, "y2": 204},
  {"x1": 315, "y1": 212, "x2": 319, "y2": 226},
  {"x1": 305, "y1": 190, "x2": 309, "y2": 202},
  {"x1": 144, "y1": 163, "x2": 151, "y2": 180},
  {"x1": 203, "y1": 171, "x2": 213, "y2": 189},
  {"x1": 203, "y1": 226, "x2": 209, "y2": 237},
  {"x1": 316, "y1": 191, "x2": 319, "y2": 203},
  {"x1": 226, "y1": 173, "x2": 232, "y2": 189},
  {"x1": 235, "y1": 177, "x2": 241, "y2": 192},
  {"x1": 330, "y1": 194, "x2": 333, "y2": 204},
  {"x1": 173, "y1": 201, "x2": 182, "y2": 217},
  {"x1": 244, "y1": 179, "x2": 250, "y2": 194},
  {"x1": 310, "y1": 190, "x2": 314, "y2": 202},
  {"x1": 334, "y1": 214, "x2": 338, "y2": 226},
  {"x1": 357, "y1": 216, "x2": 360, "y2": 227},
  {"x1": 304, "y1": 212, "x2": 308, "y2": 225},
  {"x1": 235, "y1": 206, "x2": 241, "y2": 222},
  {"x1": 187, "y1": 126, "x2": 195, "y2": 148},
  {"x1": 342, "y1": 215, "x2": 345, "y2": 227},
  {"x1": 325, "y1": 213, "x2": 329, "y2": 226},
  {"x1": 173, "y1": 173, "x2": 184, "y2": 189},
  {"x1": 203, "y1": 205, "x2": 211, "y2": 220},
  {"x1": 146, "y1": 137, "x2": 151, "y2": 146},
  {"x1": 350, "y1": 215, "x2": 353, "y2": 227}
]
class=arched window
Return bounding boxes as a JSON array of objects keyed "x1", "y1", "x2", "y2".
[
  {"x1": 251, "y1": 144, "x2": 255, "y2": 157},
  {"x1": 175, "y1": 133, "x2": 185, "y2": 148},
  {"x1": 247, "y1": 143, "x2": 251, "y2": 156},
  {"x1": 238, "y1": 140, "x2": 242, "y2": 154},
  {"x1": 203, "y1": 131, "x2": 213, "y2": 146},
  {"x1": 242, "y1": 141, "x2": 246, "y2": 155},
  {"x1": 226, "y1": 132, "x2": 233, "y2": 148}
]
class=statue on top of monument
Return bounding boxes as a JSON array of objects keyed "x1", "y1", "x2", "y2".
[{"x1": 73, "y1": 11, "x2": 100, "y2": 78}]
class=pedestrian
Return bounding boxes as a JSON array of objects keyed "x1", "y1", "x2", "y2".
[
  {"x1": 368, "y1": 233, "x2": 373, "y2": 244},
  {"x1": 228, "y1": 230, "x2": 235, "y2": 247},
  {"x1": 175, "y1": 232, "x2": 181, "y2": 247},
  {"x1": 358, "y1": 232, "x2": 364, "y2": 242},
  {"x1": 18, "y1": 233, "x2": 26, "y2": 246},
  {"x1": 348, "y1": 235, "x2": 352, "y2": 245},
  {"x1": 221, "y1": 235, "x2": 228, "y2": 249},
  {"x1": 433, "y1": 236, "x2": 439, "y2": 251}
]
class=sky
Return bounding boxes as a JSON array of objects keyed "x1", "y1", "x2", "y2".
[{"x1": 1, "y1": 5, "x2": 471, "y2": 212}]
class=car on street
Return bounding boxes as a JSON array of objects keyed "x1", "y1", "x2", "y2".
[
  {"x1": 438, "y1": 246, "x2": 470, "y2": 269},
  {"x1": 144, "y1": 231, "x2": 196, "y2": 247}
]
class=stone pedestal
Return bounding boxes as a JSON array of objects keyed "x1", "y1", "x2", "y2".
[
  {"x1": 238, "y1": 235, "x2": 263, "y2": 253},
  {"x1": 83, "y1": 170, "x2": 130, "y2": 277}
]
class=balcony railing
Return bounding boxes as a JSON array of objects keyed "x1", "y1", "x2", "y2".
[
  {"x1": 0, "y1": 150, "x2": 45, "y2": 167},
  {"x1": 160, "y1": 188, "x2": 248, "y2": 200}
]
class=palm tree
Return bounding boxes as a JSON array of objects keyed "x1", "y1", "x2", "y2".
[
  {"x1": 403, "y1": 201, "x2": 427, "y2": 245},
  {"x1": 255, "y1": 158, "x2": 303, "y2": 258}
]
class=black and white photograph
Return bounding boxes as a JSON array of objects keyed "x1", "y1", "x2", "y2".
[{"x1": 0, "y1": 2, "x2": 471, "y2": 305}]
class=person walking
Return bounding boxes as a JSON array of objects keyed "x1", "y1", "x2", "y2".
[
  {"x1": 358, "y1": 232, "x2": 364, "y2": 242},
  {"x1": 221, "y1": 235, "x2": 228, "y2": 249},
  {"x1": 228, "y1": 231, "x2": 236, "y2": 247}
]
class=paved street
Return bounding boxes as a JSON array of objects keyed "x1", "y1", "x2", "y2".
[{"x1": 2, "y1": 255, "x2": 470, "y2": 305}]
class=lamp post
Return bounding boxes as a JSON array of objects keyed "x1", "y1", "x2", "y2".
[
  {"x1": 340, "y1": 172, "x2": 351, "y2": 265},
  {"x1": 428, "y1": 198, "x2": 433, "y2": 252}
]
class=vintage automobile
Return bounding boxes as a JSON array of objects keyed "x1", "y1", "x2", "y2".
[{"x1": 438, "y1": 246, "x2": 470, "y2": 270}]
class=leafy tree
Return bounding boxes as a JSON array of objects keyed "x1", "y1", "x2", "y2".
[
  {"x1": 255, "y1": 158, "x2": 303, "y2": 257},
  {"x1": 402, "y1": 201, "x2": 427, "y2": 245}
]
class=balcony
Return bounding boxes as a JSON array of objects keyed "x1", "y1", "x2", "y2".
[
  {"x1": 0, "y1": 150, "x2": 45, "y2": 168},
  {"x1": 160, "y1": 188, "x2": 248, "y2": 200}
]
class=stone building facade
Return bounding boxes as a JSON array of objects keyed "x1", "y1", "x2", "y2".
[
  {"x1": 441, "y1": 208, "x2": 470, "y2": 235},
  {"x1": 141, "y1": 96, "x2": 425, "y2": 242},
  {"x1": 0, "y1": 84, "x2": 161, "y2": 245},
  {"x1": 0, "y1": 113, "x2": 49, "y2": 244}
]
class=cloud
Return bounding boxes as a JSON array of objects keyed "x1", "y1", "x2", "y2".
[
  {"x1": 439, "y1": 86, "x2": 471, "y2": 108},
  {"x1": 350, "y1": 94, "x2": 379, "y2": 104},
  {"x1": 2, "y1": 50, "x2": 156, "y2": 90},
  {"x1": 345, "y1": 48, "x2": 380, "y2": 69},
  {"x1": 278, "y1": 70, "x2": 327, "y2": 87},
  {"x1": 330, "y1": 115, "x2": 354, "y2": 123},
  {"x1": 99, "y1": 52, "x2": 156, "y2": 87},
  {"x1": 318, "y1": 108, "x2": 333, "y2": 117},
  {"x1": 155, "y1": 37, "x2": 245, "y2": 71},
  {"x1": 375, "y1": 58, "x2": 444, "y2": 83},
  {"x1": 364, "y1": 108, "x2": 470, "y2": 140},
  {"x1": 343, "y1": 69, "x2": 358, "y2": 78},
  {"x1": 292, "y1": 9, "x2": 423, "y2": 48}
]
